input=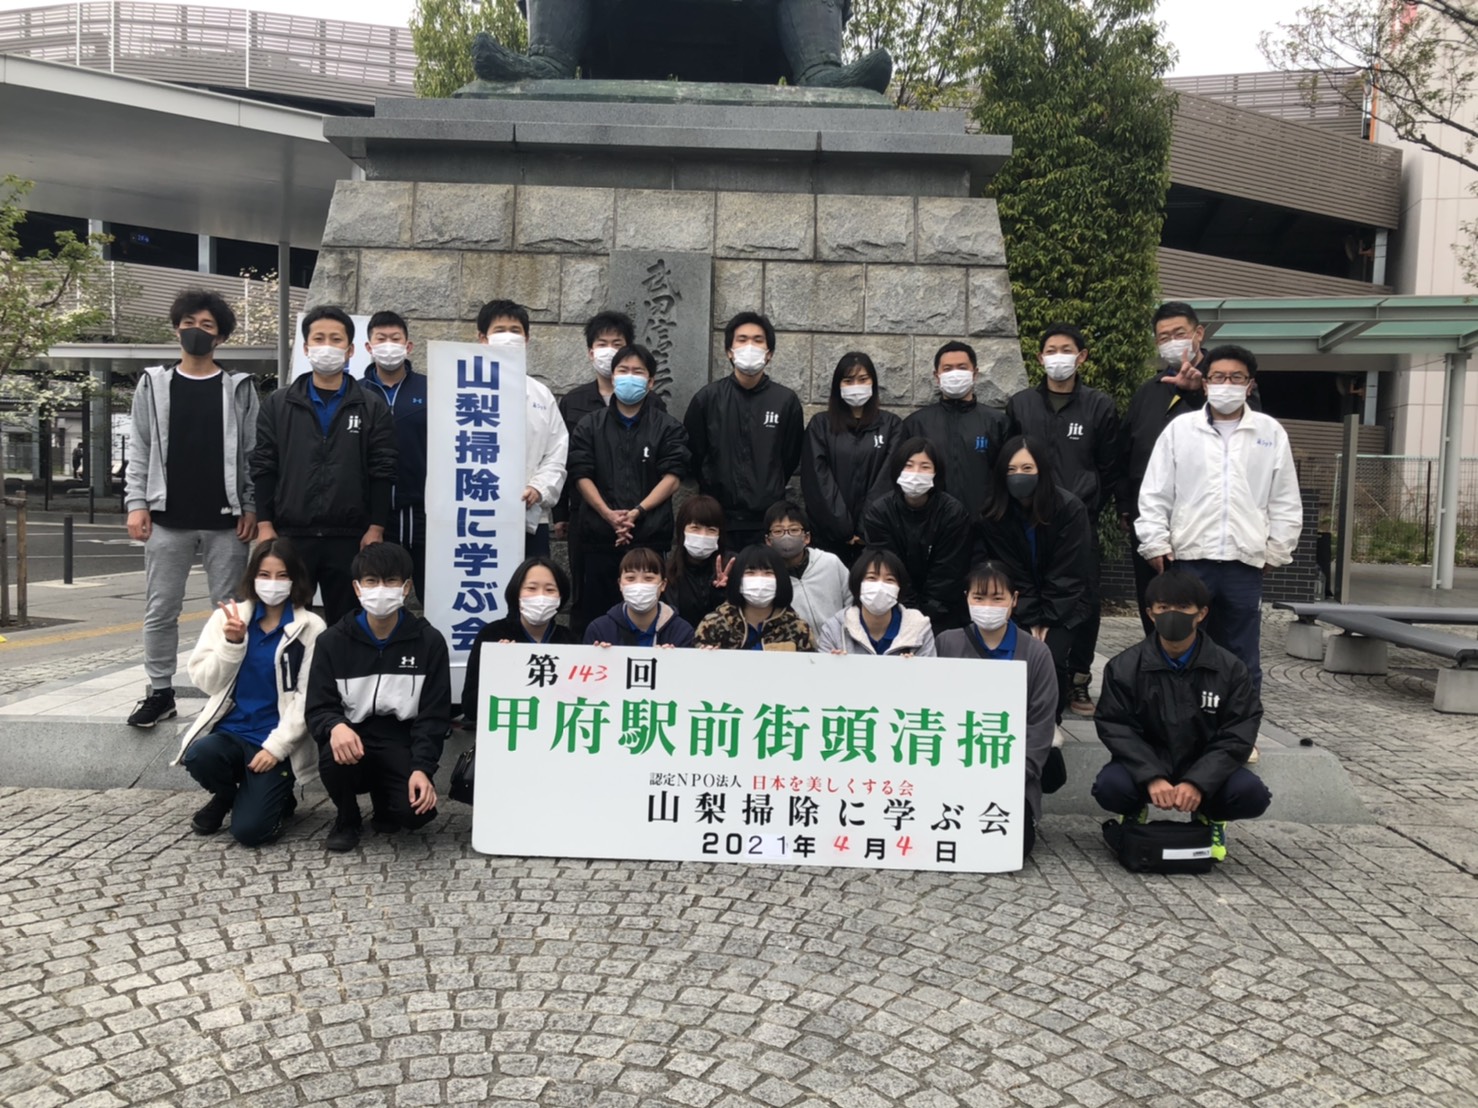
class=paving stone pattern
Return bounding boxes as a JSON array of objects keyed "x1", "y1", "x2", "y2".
[{"x1": 3, "y1": 616, "x2": 1478, "y2": 1107}]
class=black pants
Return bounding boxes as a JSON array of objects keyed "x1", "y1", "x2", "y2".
[
  {"x1": 577, "y1": 540, "x2": 666, "y2": 630},
  {"x1": 1091, "y1": 760, "x2": 1272, "y2": 822},
  {"x1": 526, "y1": 524, "x2": 550, "y2": 558},
  {"x1": 182, "y1": 731, "x2": 297, "y2": 846},
  {"x1": 1131, "y1": 540, "x2": 1159, "y2": 636},
  {"x1": 727, "y1": 527, "x2": 766, "y2": 554},
  {"x1": 288, "y1": 534, "x2": 360, "y2": 626},
  {"x1": 1067, "y1": 527, "x2": 1102, "y2": 676},
  {"x1": 1043, "y1": 624, "x2": 1074, "y2": 721},
  {"x1": 385, "y1": 504, "x2": 427, "y2": 605},
  {"x1": 318, "y1": 735, "x2": 438, "y2": 830}
]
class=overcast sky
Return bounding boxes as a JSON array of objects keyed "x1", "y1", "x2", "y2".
[{"x1": 0, "y1": 0, "x2": 1303, "y2": 78}]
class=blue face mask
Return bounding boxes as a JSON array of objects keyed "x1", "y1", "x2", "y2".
[{"x1": 613, "y1": 374, "x2": 648, "y2": 404}]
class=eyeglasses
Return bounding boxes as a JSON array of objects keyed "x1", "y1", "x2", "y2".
[
  {"x1": 768, "y1": 527, "x2": 805, "y2": 538},
  {"x1": 1206, "y1": 374, "x2": 1250, "y2": 385}
]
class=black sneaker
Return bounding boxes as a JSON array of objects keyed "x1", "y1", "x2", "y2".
[
  {"x1": 127, "y1": 688, "x2": 177, "y2": 728},
  {"x1": 325, "y1": 810, "x2": 362, "y2": 852},
  {"x1": 370, "y1": 810, "x2": 399, "y2": 834},
  {"x1": 265, "y1": 794, "x2": 298, "y2": 843},
  {"x1": 191, "y1": 793, "x2": 233, "y2": 834}
]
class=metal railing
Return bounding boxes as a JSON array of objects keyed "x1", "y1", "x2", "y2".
[
  {"x1": 1166, "y1": 69, "x2": 1370, "y2": 139},
  {"x1": 1318, "y1": 454, "x2": 1478, "y2": 568},
  {"x1": 0, "y1": 2, "x2": 415, "y2": 106}
]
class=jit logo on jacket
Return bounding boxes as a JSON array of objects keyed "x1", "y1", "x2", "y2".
[{"x1": 763, "y1": 411, "x2": 780, "y2": 428}]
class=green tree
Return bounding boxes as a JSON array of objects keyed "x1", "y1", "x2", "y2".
[
  {"x1": 411, "y1": 0, "x2": 527, "y2": 98},
  {"x1": 846, "y1": 0, "x2": 991, "y2": 108},
  {"x1": 971, "y1": 0, "x2": 1176, "y2": 405}
]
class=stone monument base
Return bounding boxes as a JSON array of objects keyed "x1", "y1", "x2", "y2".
[{"x1": 454, "y1": 78, "x2": 892, "y2": 110}]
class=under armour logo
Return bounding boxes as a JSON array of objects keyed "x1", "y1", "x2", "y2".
[
  {"x1": 1066, "y1": 422, "x2": 1084, "y2": 440},
  {"x1": 400, "y1": 655, "x2": 416, "y2": 668},
  {"x1": 347, "y1": 414, "x2": 361, "y2": 432},
  {"x1": 763, "y1": 411, "x2": 780, "y2": 428},
  {"x1": 1200, "y1": 690, "x2": 1220, "y2": 711}
]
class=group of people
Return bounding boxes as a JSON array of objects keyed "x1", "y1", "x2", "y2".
[{"x1": 126, "y1": 288, "x2": 1298, "y2": 860}]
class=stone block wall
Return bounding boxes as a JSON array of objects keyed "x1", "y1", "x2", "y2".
[{"x1": 308, "y1": 180, "x2": 1027, "y2": 413}]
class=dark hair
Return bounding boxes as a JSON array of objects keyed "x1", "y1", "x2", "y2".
[
  {"x1": 723, "y1": 311, "x2": 776, "y2": 352},
  {"x1": 302, "y1": 305, "x2": 355, "y2": 343},
  {"x1": 965, "y1": 560, "x2": 1016, "y2": 599},
  {"x1": 619, "y1": 546, "x2": 666, "y2": 578},
  {"x1": 237, "y1": 537, "x2": 313, "y2": 609},
  {"x1": 848, "y1": 547, "x2": 911, "y2": 605},
  {"x1": 1152, "y1": 301, "x2": 1200, "y2": 329},
  {"x1": 763, "y1": 500, "x2": 810, "y2": 534},
  {"x1": 1145, "y1": 569, "x2": 1212, "y2": 611},
  {"x1": 1203, "y1": 344, "x2": 1258, "y2": 378},
  {"x1": 933, "y1": 340, "x2": 977, "y2": 370},
  {"x1": 727, "y1": 544, "x2": 794, "y2": 611},
  {"x1": 504, "y1": 555, "x2": 571, "y2": 613},
  {"x1": 367, "y1": 310, "x2": 409, "y2": 338},
  {"x1": 1039, "y1": 323, "x2": 1085, "y2": 352},
  {"x1": 668, "y1": 494, "x2": 726, "y2": 579},
  {"x1": 827, "y1": 352, "x2": 880, "y2": 433},
  {"x1": 170, "y1": 289, "x2": 237, "y2": 340},
  {"x1": 584, "y1": 310, "x2": 635, "y2": 347},
  {"x1": 611, "y1": 343, "x2": 657, "y2": 377},
  {"x1": 476, "y1": 299, "x2": 530, "y2": 337},
  {"x1": 886, "y1": 436, "x2": 947, "y2": 491},
  {"x1": 349, "y1": 541, "x2": 414, "y2": 582},
  {"x1": 984, "y1": 434, "x2": 1060, "y2": 526}
]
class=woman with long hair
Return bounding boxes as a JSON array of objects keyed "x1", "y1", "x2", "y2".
[{"x1": 664, "y1": 493, "x2": 734, "y2": 629}]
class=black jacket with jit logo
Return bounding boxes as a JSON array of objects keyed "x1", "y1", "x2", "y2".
[
  {"x1": 900, "y1": 397, "x2": 1010, "y2": 518},
  {"x1": 683, "y1": 374, "x2": 805, "y2": 532},
  {"x1": 305, "y1": 611, "x2": 452, "y2": 777},
  {"x1": 567, "y1": 398, "x2": 690, "y2": 548},
  {"x1": 1093, "y1": 632, "x2": 1262, "y2": 797},
  {"x1": 1005, "y1": 380, "x2": 1121, "y2": 518}
]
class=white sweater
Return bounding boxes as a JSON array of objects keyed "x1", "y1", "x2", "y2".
[
  {"x1": 817, "y1": 605, "x2": 937, "y2": 656},
  {"x1": 789, "y1": 548, "x2": 851, "y2": 638},
  {"x1": 525, "y1": 376, "x2": 569, "y2": 532}
]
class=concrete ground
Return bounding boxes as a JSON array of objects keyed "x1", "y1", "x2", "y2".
[{"x1": 1, "y1": 566, "x2": 1477, "y2": 1107}]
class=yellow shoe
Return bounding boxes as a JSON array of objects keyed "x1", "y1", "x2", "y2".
[{"x1": 1196, "y1": 812, "x2": 1228, "y2": 861}]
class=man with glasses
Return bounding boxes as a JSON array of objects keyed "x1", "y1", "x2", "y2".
[
  {"x1": 762, "y1": 501, "x2": 849, "y2": 635},
  {"x1": 1135, "y1": 345, "x2": 1301, "y2": 696}
]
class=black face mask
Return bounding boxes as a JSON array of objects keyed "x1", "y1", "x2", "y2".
[
  {"x1": 179, "y1": 327, "x2": 215, "y2": 357},
  {"x1": 1154, "y1": 610, "x2": 1197, "y2": 643},
  {"x1": 1006, "y1": 473, "x2": 1039, "y2": 500}
]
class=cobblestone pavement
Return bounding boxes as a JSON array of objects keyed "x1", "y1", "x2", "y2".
[
  {"x1": 0, "y1": 647, "x2": 143, "y2": 701},
  {"x1": 3, "y1": 616, "x2": 1478, "y2": 1108}
]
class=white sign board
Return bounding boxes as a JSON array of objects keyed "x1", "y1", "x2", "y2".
[
  {"x1": 423, "y1": 342, "x2": 528, "y2": 701},
  {"x1": 471, "y1": 644, "x2": 1028, "y2": 873},
  {"x1": 289, "y1": 312, "x2": 375, "y2": 381}
]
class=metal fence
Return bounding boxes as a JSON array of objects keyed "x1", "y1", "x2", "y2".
[
  {"x1": 0, "y1": 2, "x2": 415, "y2": 106},
  {"x1": 1323, "y1": 455, "x2": 1478, "y2": 567}
]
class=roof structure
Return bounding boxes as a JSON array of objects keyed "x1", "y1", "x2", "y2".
[{"x1": 1187, "y1": 296, "x2": 1478, "y2": 357}]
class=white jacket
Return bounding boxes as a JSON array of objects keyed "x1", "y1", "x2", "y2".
[
  {"x1": 1136, "y1": 406, "x2": 1302, "y2": 569},
  {"x1": 790, "y1": 548, "x2": 851, "y2": 637},
  {"x1": 174, "y1": 601, "x2": 327, "y2": 783},
  {"x1": 525, "y1": 376, "x2": 569, "y2": 532},
  {"x1": 817, "y1": 605, "x2": 937, "y2": 656}
]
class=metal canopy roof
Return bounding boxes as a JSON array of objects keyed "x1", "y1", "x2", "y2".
[{"x1": 1187, "y1": 296, "x2": 1478, "y2": 357}]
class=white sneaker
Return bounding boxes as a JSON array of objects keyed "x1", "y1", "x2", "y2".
[{"x1": 1246, "y1": 744, "x2": 1261, "y2": 765}]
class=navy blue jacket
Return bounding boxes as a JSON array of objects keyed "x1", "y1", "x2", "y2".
[{"x1": 363, "y1": 362, "x2": 429, "y2": 508}]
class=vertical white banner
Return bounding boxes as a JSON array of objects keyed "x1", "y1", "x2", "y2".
[{"x1": 424, "y1": 341, "x2": 527, "y2": 701}]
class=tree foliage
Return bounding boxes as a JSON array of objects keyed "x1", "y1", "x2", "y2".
[
  {"x1": 1262, "y1": 0, "x2": 1478, "y2": 285},
  {"x1": 411, "y1": 0, "x2": 526, "y2": 98},
  {"x1": 846, "y1": 0, "x2": 991, "y2": 108}
]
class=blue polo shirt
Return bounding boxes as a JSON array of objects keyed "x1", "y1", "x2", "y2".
[
  {"x1": 218, "y1": 604, "x2": 293, "y2": 746},
  {"x1": 619, "y1": 606, "x2": 659, "y2": 647},
  {"x1": 865, "y1": 607, "x2": 902, "y2": 655},
  {"x1": 968, "y1": 620, "x2": 1019, "y2": 660},
  {"x1": 307, "y1": 375, "x2": 347, "y2": 437},
  {"x1": 1160, "y1": 641, "x2": 1197, "y2": 670}
]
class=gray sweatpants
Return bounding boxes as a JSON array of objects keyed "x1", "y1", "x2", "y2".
[{"x1": 143, "y1": 525, "x2": 248, "y2": 687}]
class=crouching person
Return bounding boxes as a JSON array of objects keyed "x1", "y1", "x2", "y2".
[
  {"x1": 1091, "y1": 570, "x2": 1271, "y2": 861},
  {"x1": 307, "y1": 542, "x2": 452, "y2": 852},
  {"x1": 175, "y1": 538, "x2": 325, "y2": 846}
]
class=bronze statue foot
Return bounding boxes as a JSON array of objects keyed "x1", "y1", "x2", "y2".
[
  {"x1": 799, "y1": 47, "x2": 893, "y2": 93},
  {"x1": 471, "y1": 32, "x2": 571, "y2": 81}
]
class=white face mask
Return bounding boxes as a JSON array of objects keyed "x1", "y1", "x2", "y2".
[
  {"x1": 369, "y1": 342, "x2": 407, "y2": 370},
  {"x1": 484, "y1": 332, "x2": 525, "y2": 348},
  {"x1": 306, "y1": 345, "x2": 347, "y2": 374},
  {"x1": 937, "y1": 368, "x2": 975, "y2": 399},
  {"x1": 591, "y1": 347, "x2": 617, "y2": 378},
  {"x1": 684, "y1": 532, "x2": 719, "y2": 559},
  {"x1": 621, "y1": 582, "x2": 660, "y2": 613},
  {"x1": 740, "y1": 577, "x2": 777, "y2": 608},
  {"x1": 896, "y1": 471, "x2": 934, "y2": 498},
  {"x1": 1158, "y1": 338, "x2": 1194, "y2": 365},
  {"x1": 732, "y1": 346, "x2": 768, "y2": 375},
  {"x1": 1041, "y1": 354, "x2": 1078, "y2": 382},
  {"x1": 969, "y1": 603, "x2": 1010, "y2": 631},
  {"x1": 520, "y1": 595, "x2": 560, "y2": 626},
  {"x1": 858, "y1": 580, "x2": 899, "y2": 616},
  {"x1": 254, "y1": 579, "x2": 292, "y2": 607},
  {"x1": 358, "y1": 584, "x2": 406, "y2": 619},
  {"x1": 840, "y1": 383, "x2": 873, "y2": 407},
  {"x1": 1206, "y1": 383, "x2": 1248, "y2": 415}
]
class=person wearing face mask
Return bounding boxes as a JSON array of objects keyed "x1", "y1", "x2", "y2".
[
  {"x1": 683, "y1": 312, "x2": 805, "y2": 550},
  {"x1": 360, "y1": 310, "x2": 429, "y2": 604},
  {"x1": 861, "y1": 438, "x2": 973, "y2": 632},
  {"x1": 583, "y1": 547, "x2": 696, "y2": 648},
  {"x1": 816, "y1": 548, "x2": 936, "y2": 657},
  {"x1": 937, "y1": 562, "x2": 1059, "y2": 855},
  {"x1": 762, "y1": 501, "x2": 849, "y2": 637},
  {"x1": 252, "y1": 306, "x2": 398, "y2": 627},
  {"x1": 900, "y1": 341, "x2": 1010, "y2": 518},
  {"x1": 801, "y1": 353, "x2": 904, "y2": 565},
  {"x1": 173, "y1": 538, "x2": 325, "y2": 846},
  {"x1": 974, "y1": 435, "x2": 1093, "y2": 724},
  {"x1": 125, "y1": 290, "x2": 260, "y2": 729},
  {"x1": 1093, "y1": 570, "x2": 1270, "y2": 863},
  {"x1": 1005, "y1": 325, "x2": 1121, "y2": 717},
  {"x1": 475, "y1": 299, "x2": 569, "y2": 557},
  {"x1": 306, "y1": 543, "x2": 452, "y2": 853},
  {"x1": 665, "y1": 494, "x2": 736, "y2": 629},
  {"x1": 461, "y1": 557, "x2": 575, "y2": 719},
  {"x1": 694, "y1": 545, "x2": 816, "y2": 651},
  {"x1": 1136, "y1": 346, "x2": 1301, "y2": 697},
  {"x1": 568, "y1": 345, "x2": 691, "y2": 629}
]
